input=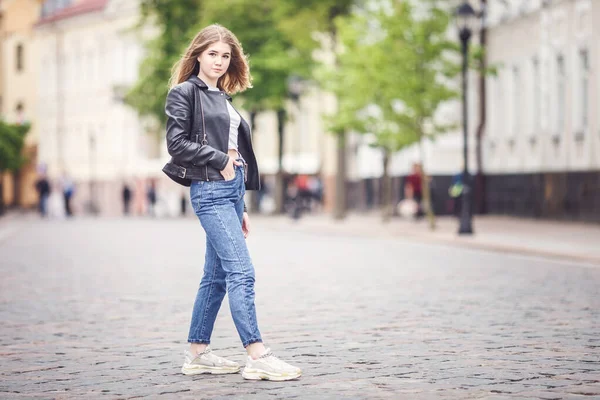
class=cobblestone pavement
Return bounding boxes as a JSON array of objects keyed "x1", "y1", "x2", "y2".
[{"x1": 0, "y1": 216, "x2": 599, "y2": 399}]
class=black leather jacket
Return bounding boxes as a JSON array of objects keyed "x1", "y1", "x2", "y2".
[{"x1": 162, "y1": 75, "x2": 260, "y2": 191}]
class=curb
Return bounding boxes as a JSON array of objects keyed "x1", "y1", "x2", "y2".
[
  {"x1": 262, "y1": 216, "x2": 600, "y2": 267},
  {"x1": 395, "y1": 232, "x2": 600, "y2": 266}
]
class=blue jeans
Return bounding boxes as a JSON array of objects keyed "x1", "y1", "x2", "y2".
[{"x1": 188, "y1": 164, "x2": 262, "y2": 347}]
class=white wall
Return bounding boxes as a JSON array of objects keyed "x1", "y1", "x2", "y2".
[
  {"x1": 484, "y1": 0, "x2": 597, "y2": 174},
  {"x1": 35, "y1": 1, "x2": 155, "y2": 181}
]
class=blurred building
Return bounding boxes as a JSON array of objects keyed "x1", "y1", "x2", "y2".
[
  {"x1": 482, "y1": 0, "x2": 599, "y2": 222},
  {"x1": 18, "y1": 0, "x2": 598, "y2": 222},
  {"x1": 246, "y1": 85, "x2": 338, "y2": 213},
  {"x1": 34, "y1": 0, "x2": 163, "y2": 216},
  {"x1": 337, "y1": 0, "x2": 600, "y2": 223},
  {"x1": 0, "y1": 0, "x2": 43, "y2": 209}
]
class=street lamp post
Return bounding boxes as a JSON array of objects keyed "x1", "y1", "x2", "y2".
[{"x1": 456, "y1": 1, "x2": 476, "y2": 235}]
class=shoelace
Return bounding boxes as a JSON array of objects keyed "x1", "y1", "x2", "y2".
[
  {"x1": 188, "y1": 347, "x2": 212, "y2": 360},
  {"x1": 258, "y1": 350, "x2": 274, "y2": 360},
  {"x1": 198, "y1": 347, "x2": 212, "y2": 355}
]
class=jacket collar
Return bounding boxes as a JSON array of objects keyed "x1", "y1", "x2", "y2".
[
  {"x1": 187, "y1": 75, "x2": 232, "y2": 101},
  {"x1": 187, "y1": 75, "x2": 207, "y2": 88}
]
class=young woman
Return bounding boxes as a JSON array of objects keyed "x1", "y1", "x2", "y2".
[{"x1": 163, "y1": 24, "x2": 301, "y2": 381}]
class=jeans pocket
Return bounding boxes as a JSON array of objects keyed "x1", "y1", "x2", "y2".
[
  {"x1": 190, "y1": 181, "x2": 210, "y2": 213},
  {"x1": 213, "y1": 173, "x2": 240, "y2": 200}
]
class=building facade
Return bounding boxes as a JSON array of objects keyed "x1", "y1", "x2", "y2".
[
  {"x1": 343, "y1": 0, "x2": 600, "y2": 222},
  {"x1": 34, "y1": 0, "x2": 164, "y2": 216},
  {"x1": 246, "y1": 86, "x2": 339, "y2": 213},
  {"x1": 483, "y1": 0, "x2": 599, "y2": 221},
  {"x1": 25, "y1": 0, "x2": 599, "y2": 220},
  {"x1": 0, "y1": 0, "x2": 44, "y2": 208}
]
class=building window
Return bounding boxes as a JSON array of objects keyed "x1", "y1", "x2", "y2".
[
  {"x1": 532, "y1": 57, "x2": 540, "y2": 133},
  {"x1": 512, "y1": 66, "x2": 520, "y2": 135},
  {"x1": 15, "y1": 102, "x2": 24, "y2": 124},
  {"x1": 556, "y1": 54, "x2": 565, "y2": 133},
  {"x1": 16, "y1": 44, "x2": 24, "y2": 72},
  {"x1": 579, "y1": 49, "x2": 589, "y2": 129}
]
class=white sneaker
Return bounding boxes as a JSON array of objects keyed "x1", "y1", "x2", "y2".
[
  {"x1": 181, "y1": 346, "x2": 240, "y2": 375},
  {"x1": 242, "y1": 348, "x2": 302, "y2": 381}
]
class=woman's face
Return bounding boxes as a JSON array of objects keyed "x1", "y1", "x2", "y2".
[{"x1": 197, "y1": 41, "x2": 232, "y2": 83}]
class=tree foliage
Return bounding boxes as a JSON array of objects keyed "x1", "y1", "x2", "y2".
[
  {"x1": 273, "y1": 0, "x2": 356, "y2": 56},
  {"x1": 125, "y1": 0, "x2": 204, "y2": 128},
  {"x1": 0, "y1": 121, "x2": 30, "y2": 171},
  {"x1": 326, "y1": 0, "x2": 460, "y2": 150},
  {"x1": 198, "y1": 0, "x2": 307, "y2": 113},
  {"x1": 320, "y1": 0, "x2": 461, "y2": 223},
  {"x1": 126, "y1": 0, "x2": 313, "y2": 127}
]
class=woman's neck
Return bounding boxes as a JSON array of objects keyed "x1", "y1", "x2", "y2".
[{"x1": 198, "y1": 72, "x2": 218, "y2": 88}]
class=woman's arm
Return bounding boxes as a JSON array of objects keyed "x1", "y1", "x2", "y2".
[{"x1": 165, "y1": 86, "x2": 229, "y2": 170}]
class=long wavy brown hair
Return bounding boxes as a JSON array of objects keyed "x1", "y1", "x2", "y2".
[{"x1": 169, "y1": 24, "x2": 252, "y2": 94}]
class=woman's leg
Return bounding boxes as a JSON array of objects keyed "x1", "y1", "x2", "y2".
[
  {"x1": 195, "y1": 167, "x2": 301, "y2": 381},
  {"x1": 187, "y1": 236, "x2": 227, "y2": 346},
  {"x1": 182, "y1": 181, "x2": 240, "y2": 375},
  {"x1": 197, "y1": 169, "x2": 262, "y2": 348},
  {"x1": 232, "y1": 185, "x2": 267, "y2": 358}
]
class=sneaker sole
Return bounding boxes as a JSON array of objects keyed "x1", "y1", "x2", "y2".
[
  {"x1": 182, "y1": 364, "x2": 240, "y2": 375},
  {"x1": 242, "y1": 368, "x2": 302, "y2": 381}
]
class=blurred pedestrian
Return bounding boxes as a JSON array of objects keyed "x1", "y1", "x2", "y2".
[
  {"x1": 60, "y1": 172, "x2": 75, "y2": 217},
  {"x1": 289, "y1": 174, "x2": 311, "y2": 219},
  {"x1": 308, "y1": 175, "x2": 324, "y2": 211},
  {"x1": 163, "y1": 24, "x2": 301, "y2": 381},
  {"x1": 397, "y1": 181, "x2": 419, "y2": 219},
  {"x1": 146, "y1": 180, "x2": 157, "y2": 217},
  {"x1": 180, "y1": 191, "x2": 187, "y2": 217},
  {"x1": 34, "y1": 174, "x2": 50, "y2": 217},
  {"x1": 122, "y1": 183, "x2": 132, "y2": 216},
  {"x1": 448, "y1": 170, "x2": 464, "y2": 216},
  {"x1": 296, "y1": 174, "x2": 311, "y2": 212},
  {"x1": 406, "y1": 162, "x2": 424, "y2": 219}
]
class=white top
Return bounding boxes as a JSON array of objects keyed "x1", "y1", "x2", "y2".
[{"x1": 208, "y1": 85, "x2": 240, "y2": 150}]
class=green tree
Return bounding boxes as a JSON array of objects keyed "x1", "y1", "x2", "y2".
[
  {"x1": 128, "y1": 0, "x2": 309, "y2": 214},
  {"x1": 274, "y1": 0, "x2": 357, "y2": 220},
  {"x1": 197, "y1": 0, "x2": 308, "y2": 214},
  {"x1": 125, "y1": 0, "x2": 204, "y2": 129},
  {"x1": 0, "y1": 121, "x2": 30, "y2": 215},
  {"x1": 326, "y1": 1, "x2": 460, "y2": 226}
]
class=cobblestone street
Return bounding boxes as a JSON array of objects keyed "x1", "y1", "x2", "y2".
[{"x1": 1, "y1": 216, "x2": 599, "y2": 399}]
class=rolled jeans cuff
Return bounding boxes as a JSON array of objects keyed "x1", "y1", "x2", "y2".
[{"x1": 243, "y1": 338, "x2": 263, "y2": 348}]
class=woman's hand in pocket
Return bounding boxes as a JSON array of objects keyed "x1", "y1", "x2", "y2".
[{"x1": 220, "y1": 156, "x2": 243, "y2": 181}]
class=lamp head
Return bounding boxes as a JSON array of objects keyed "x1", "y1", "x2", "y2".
[{"x1": 456, "y1": 1, "x2": 477, "y2": 41}]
